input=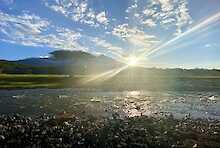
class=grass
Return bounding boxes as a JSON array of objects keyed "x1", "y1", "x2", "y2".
[
  {"x1": 0, "y1": 74, "x2": 78, "y2": 89},
  {"x1": 1, "y1": 73, "x2": 220, "y2": 90}
]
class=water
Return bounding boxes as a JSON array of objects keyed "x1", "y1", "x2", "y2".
[{"x1": 0, "y1": 88, "x2": 220, "y2": 120}]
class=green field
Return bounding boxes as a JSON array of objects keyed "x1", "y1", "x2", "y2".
[
  {"x1": 0, "y1": 74, "x2": 80, "y2": 89},
  {"x1": 1, "y1": 74, "x2": 220, "y2": 90}
]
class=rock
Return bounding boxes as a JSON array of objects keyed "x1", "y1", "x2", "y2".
[
  {"x1": 135, "y1": 106, "x2": 141, "y2": 110},
  {"x1": 208, "y1": 96, "x2": 216, "y2": 101},
  {"x1": 130, "y1": 143, "x2": 148, "y2": 148},
  {"x1": 192, "y1": 144, "x2": 198, "y2": 148},
  {"x1": 64, "y1": 121, "x2": 71, "y2": 126},
  {"x1": 90, "y1": 97, "x2": 101, "y2": 102},
  {"x1": 0, "y1": 135, "x2": 5, "y2": 140}
]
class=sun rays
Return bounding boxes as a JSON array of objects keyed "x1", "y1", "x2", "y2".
[
  {"x1": 141, "y1": 11, "x2": 220, "y2": 58},
  {"x1": 83, "y1": 65, "x2": 129, "y2": 84},
  {"x1": 124, "y1": 10, "x2": 220, "y2": 67},
  {"x1": 82, "y1": 10, "x2": 220, "y2": 84},
  {"x1": 126, "y1": 56, "x2": 139, "y2": 66}
]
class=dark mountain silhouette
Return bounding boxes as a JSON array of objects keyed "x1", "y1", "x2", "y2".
[
  {"x1": 0, "y1": 50, "x2": 123, "y2": 74},
  {"x1": 1, "y1": 50, "x2": 220, "y2": 77}
]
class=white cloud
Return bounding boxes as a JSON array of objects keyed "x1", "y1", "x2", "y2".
[
  {"x1": 96, "y1": 11, "x2": 109, "y2": 25},
  {"x1": 158, "y1": 0, "x2": 174, "y2": 12},
  {"x1": 126, "y1": 0, "x2": 192, "y2": 35},
  {"x1": 43, "y1": 0, "x2": 110, "y2": 27},
  {"x1": 0, "y1": 11, "x2": 84, "y2": 51},
  {"x1": 0, "y1": 12, "x2": 50, "y2": 35},
  {"x1": 90, "y1": 37, "x2": 124, "y2": 58},
  {"x1": 143, "y1": 19, "x2": 157, "y2": 27},
  {"x1": 0, "y1": 11, "x2": 126, "y2": 59},
  {"x1": 143, "y1": 9, "x2": 156, "y2": 16},
  {"x1": 112, "y1": 24, "x2": 130, "y2": 39},
  {"x1": 112, "y1": 24, "x2": 159, "y2": 52},
  {"x1": 0, "y1": 0, "x2": 195, "y2": 63},
  {"x1": 174, "y1": 0, "x2": 192, "y2": 35}
]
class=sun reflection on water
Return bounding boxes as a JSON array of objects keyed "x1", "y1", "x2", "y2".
[
  {"x1": 127, "y1": 91, "x2": 141, "y2": 96},
  {"x1": 122, "y1": 91, "x2": 153, "y2": 117}
]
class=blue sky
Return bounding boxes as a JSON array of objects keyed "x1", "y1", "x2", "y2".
[{"x1": 0, "y1": 0, "x2": 220, "y2": 68}]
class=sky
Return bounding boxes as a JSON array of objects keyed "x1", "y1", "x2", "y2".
[{"x1": 0, "y1": 0, "x2": 220, "y2": 69}]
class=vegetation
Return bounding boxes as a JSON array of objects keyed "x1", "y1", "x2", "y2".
[
  {"x1": 1, "y1": 50, "x2": 220, "y2": 90},
  {"x1": 0, "y1": 74, "x2": 85, "y2": 89},
  {"x1": 0, "y1": 50, "x2": 121, "y2": 75},
  {"x1": 1, "y1": 72, "x2": 220, "y2": 90}
]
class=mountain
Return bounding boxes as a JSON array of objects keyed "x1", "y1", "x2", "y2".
[
  {"x1": 0, "y1": 50, "x2": 123, "y2": 74},
  {"x1": 99, "y1": 67, "x2": 220, "y2": 90},
  {"x1": 1, "y1": 50, "x2": 220, "y2": 76}
]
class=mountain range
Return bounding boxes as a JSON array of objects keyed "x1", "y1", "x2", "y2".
[
  {"x1": 0, "y1": 50, "x2": 122, "y2": 74},
  {"x1": 1, "y1": 50, "x2": 220, "y2": 77}
]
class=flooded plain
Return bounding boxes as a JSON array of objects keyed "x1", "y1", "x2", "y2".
[{"x1": 0, "y1": 88, "x2": 219, "y2": 120}]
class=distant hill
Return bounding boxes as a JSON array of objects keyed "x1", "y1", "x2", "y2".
[
  {"x1": 0, "y1": 50, "x2": 122, "y2": 74},
  {"x1": 114, "y1": 67, "x2": 220, "y2": 78},
  {"x1": 1, "y1": 50, "x2": 220, "y2": 77},
  {"x1": 100, "y1": 67, "x2": 220, "y2": 90}
]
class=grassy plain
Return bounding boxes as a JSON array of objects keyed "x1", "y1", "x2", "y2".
[
  {"x1": 1, "y1": 74, "x2": 220, "y2": 90},
  {"x1": 0, "y1": 74, "x2": 79, "y2": 89}
]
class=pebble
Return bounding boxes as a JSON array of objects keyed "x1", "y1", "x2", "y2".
[
  {"x1": 0, "y1": 135, "x2": 5, "y2": 140},
  {"x1": 192, "y1": 144, "x2": 198, "y2": 148},
  {"x1": 0, "y1": 114, "x2": 219, "y2": 147}
]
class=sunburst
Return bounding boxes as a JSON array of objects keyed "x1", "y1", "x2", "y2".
[{"x1": 127, "y1": 56, "x2": 139, "y2": 66}]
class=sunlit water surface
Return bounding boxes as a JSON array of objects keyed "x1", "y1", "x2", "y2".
[{"x1": 0, "y1": 88, "x2": 220, "y2": 120}]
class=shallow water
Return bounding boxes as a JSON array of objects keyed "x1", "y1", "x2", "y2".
[{"x1": 0, "y1": 88, "x2": 220, "y2": 119}]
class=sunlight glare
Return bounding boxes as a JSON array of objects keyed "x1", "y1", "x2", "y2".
[
  {"x1": 83, "y1": 65, "x2": 128, "y2": 83},
  {"x1": 127, "y1": 56, "x2": 139, "y2": 66},
  {"x1": 141, "y1": 11, "x2": 220, "y2": 58}
]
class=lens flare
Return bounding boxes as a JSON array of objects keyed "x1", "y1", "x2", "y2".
[
  {"x1": 139, "y1": 11, "x2": 220, "y2": 58},
  {"x1": 83, "y1": 65, "x2": 128, "y2": 83},
  {"x1": 127, "y1": 56, "x2": 138, "y2": 66},
  {"x1": 82, "y1": 11, "x2": 220, "y2": 83}
]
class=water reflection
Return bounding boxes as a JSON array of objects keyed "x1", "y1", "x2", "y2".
[
  {"x1": 126, "y1": 91, "x2": 141, "y2": 97},
  {"x1": 0, "y1": 89, "x2": 219, "y2": 119},
  {"x1": 122, "y1": 91, "x2": 150, "y2": 117}
]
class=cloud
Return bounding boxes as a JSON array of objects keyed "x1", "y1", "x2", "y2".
[
  {"x1": 0, "y1": 0, "x2": 195, "y2": 63},
  {"x1": 112, "y1": 24, "x2": 130, "y2": 39},
  {"x1": 89, "y1": 37, "x2": 124, "y2": 58},
  {"x1": 112, "y1": 24, "x2": 159, "y2": 53},
  {"x1": 43, "y1": 0, "x2": 109, "y2": 27},
  {"x1": 143, "y1": 19, "x2": 157, "y2": 27},
  {"x1": 0, "y1": 11, "x2": 124, "y2": 60},
  {"x1": 0, "y1": 12, "x2": 50, "y2": 35},
  {"x1": 125, "y1": 0, "x2": 192, "y2": 35},
  {"x1": 0, "y1": 11, "x2": 84, "y2": 51},
  {"x1": 158, "y1": 0, "x2": 174, "y2": 12},
  {"x1": 174, "y1": 0, "x2": 193, "y2": 35},
  {"x1": 96, "y1": 12, "x2": 109, "y2": 25}
]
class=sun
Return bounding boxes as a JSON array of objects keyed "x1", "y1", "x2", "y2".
[{"x1": 127, "y1": 56, "x2": 139, "y2": 66}]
